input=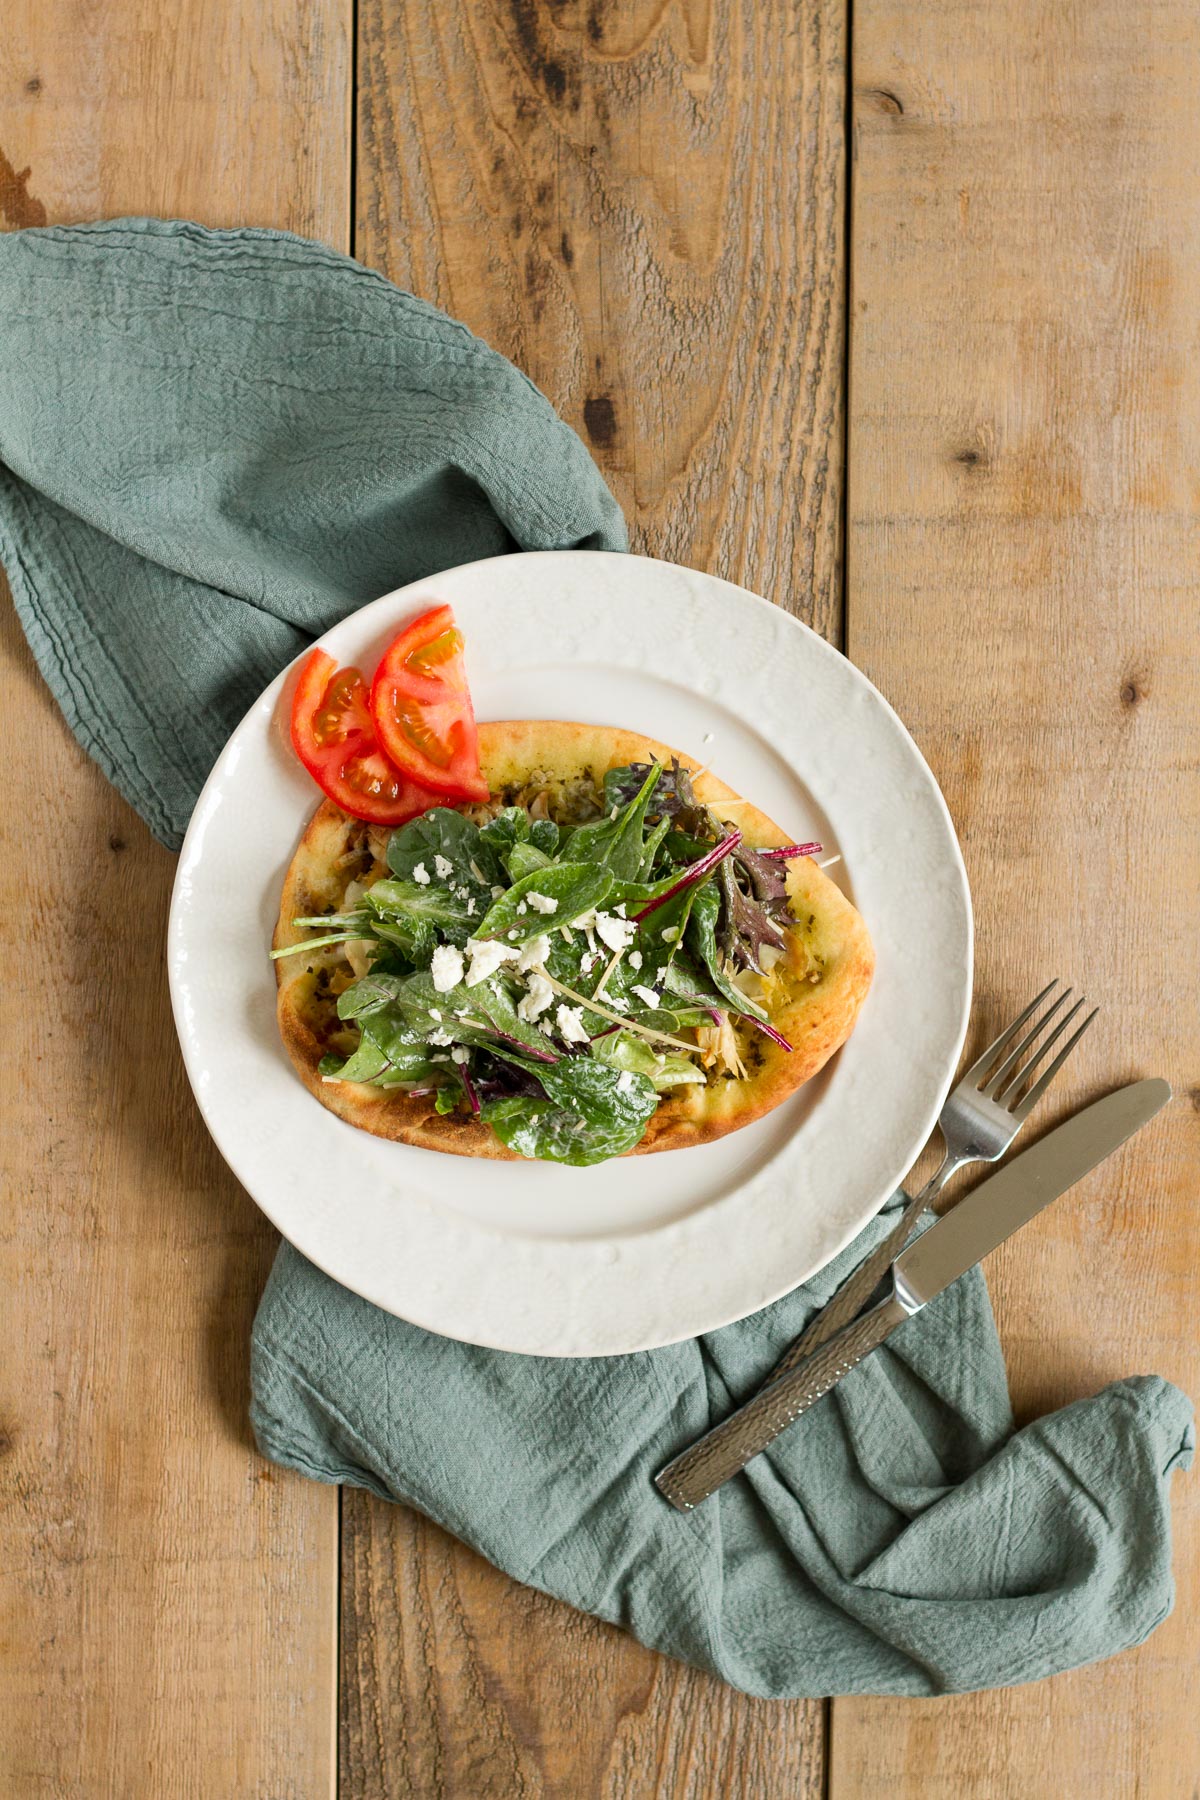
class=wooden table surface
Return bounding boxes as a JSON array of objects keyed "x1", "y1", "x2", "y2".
[{"x1": 2, "y1": 0, "x2": 1198, "y2": 1794}]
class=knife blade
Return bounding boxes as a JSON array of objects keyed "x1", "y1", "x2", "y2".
[{"x1": 655, "y1": 1077, "x2": 1172, "y2": 1510}]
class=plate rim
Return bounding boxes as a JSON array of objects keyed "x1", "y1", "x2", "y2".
[{"x1": 168, "y1": 550, "x2": 973, "y2": 1355}]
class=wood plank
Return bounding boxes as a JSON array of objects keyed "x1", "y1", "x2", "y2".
[
  {"x1": 341, "y1": 1504, "x2": 826, "y2": 1800},
  {"x1": 347, "y1": 0, "x2": 847, "y2": 1791},
  {"x1": 835, "y1": 0, "x2": 1200, "y2": 1791},
  {"x1": 0, "y1": 4, "x2": 350, "y2": 1794},
  {"x1": 356, "y1": 0, "x2": 847, "y2": 637}
]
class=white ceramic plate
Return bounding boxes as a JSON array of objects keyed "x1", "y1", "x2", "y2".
[{"x1": 169, "y1": 551, "x2": 972, "y2": 1356}]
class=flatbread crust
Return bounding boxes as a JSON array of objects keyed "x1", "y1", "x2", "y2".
[{"x1": 274, "y1": 721, "x2": 874, "y2": 1158}]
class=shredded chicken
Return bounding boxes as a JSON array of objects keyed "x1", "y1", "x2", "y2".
[
  {"x1": 340, "y1": 879, "x2": 373, "y2": 979},
  {"x1": 696, "y1": 1016, "x2": 748, "y2": 1079}
]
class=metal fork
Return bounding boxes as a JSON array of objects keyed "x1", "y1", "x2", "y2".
[{"x1": 766, "y1": 980, "x2": 1098, "y2": 1382}]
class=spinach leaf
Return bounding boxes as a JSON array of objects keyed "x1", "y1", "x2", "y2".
[
  {"x1": 477, "y1": 808, "x2": 561, "y2": 870},
  {"x1": 685, "y1": 881, "x2": 768, "y2": 1019},
  {"x1": 478, "y1": 806, "x2": 528, "y2": 857},
  {"x1": 505, "y1": 840, "x2": 552, "y2": 882},
  {"x1": 482, "y1": 1058, "x2": 657, "y2": 1166},
  {"x1": 529, "y1": 818, "x2": 561, "y2": 857},
  {"x1": 474, "y1": 862, "x2": 615, "y2": 943},
  {"x1": 638, "y1": 814, "x2": 673, "y2": 879},
  {"x1": 663, "y1": 828, "x2": 714, "y2": 864},
  {"x1": 591, "y1": 1031, "x2": 705, "y2": 1091},
  {"x1": 362, "y1": 876, "x2": 475, "y2": 963},
  {"x1": 336, "y1": 972, "x2": 410, "y2": 1020},
  {"x1": 631, "y1": 882, "x2": 697, "y2": 979},
  {"x1": 336, "y1": 956, "x2": 559, "y2": 1079},
  {"x1": 565, "y1": 762, "x2": 662, "y2": 881},
  {"x1": 459, "y1": 973, "x2": 561, "y2": 1060},
  {"x1": 321, "y1": 1014, "x2": 440, "y2": 1087},
  {"x1": 662, "y1": 947, "x2": 727, "y2": 1016},
  {"x1": 387, "y1": 807, "x2": 498, "y2": 893}
]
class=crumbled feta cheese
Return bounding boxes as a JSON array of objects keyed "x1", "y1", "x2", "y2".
[
  {"x1": 615, "y1": 903, "x2": 627, "y2": 919},
  {"x1": 606, "y1": 992, "x2": 629, "y2": 1011},
  {"x1": 580, "y1": 951, "x2": 597, "y2": 975},
  {"x1": 539, "y1": 1018, "x2": 555, "y2": 1036},
  {"x1": 517, "y1": 972, "x2": 555, "y2": 1022},
  {"x1": 629, "y1": 950, "x2": 643, "y2": 971},
  {"x1": 517, "y1": 900, "x2": 527, "y2": 916},
  {"x1": 429, "y1": 1028, "x2": 454, "y2": 1047},
  {"x1": 450, "y1": 1046, "x2": 469, "y2": 1065},
  {"x1": 660, "y1": 926, "x2": 679, "y2": 943},
  {"x1": 556, "y1": 1003, "x2": 589, "y2": 1044},
  {"x1": 572, "y1": 908, "x2": 599, "y2": 952},
  {"x1": 595, "y1": 911, "x2": 637, "y2": 954},
  {"x1": 431, "y1": 1054, "x2": 451, "y2": 1064},
  {"x1": 464, "y1": 939, "x2": 519, "y2": 986},
  {"x1": 526, "y1": 891, "x2": 558, "y2": 915},
  {"x1": 428, "y1": 1008, "x2": 442, "y2": 1021},
  {"x1": 492, "y1": 885, "x2": 506, "y2": 899},
  {"x1": 516, "y1": 933, "x2": 552, "y2": 972},
  {"x1": 507, "y1": 929, "x2": 520, "y2": 941},
  {"x1": 430, "y1": 945, "x2": 465, "y2": 993},
  {"x1": 616, "y1": 1069, "x2": 635, "y2": 1094},
  {"x1": 632, "y1": 983, "x2": 661, "y2": 1010},
  {"x1": 467, "y1": 898, "x2": 477, "y2": 916},
  {"x1": 434, "y1": 855, "x2": 454, "y2": 880},
  {"x1": 610, "y1": 804, "x2": 620, "y2": 820},
  {"x1": 412, "y1": 862, "x2": 431, "y2": 886}
]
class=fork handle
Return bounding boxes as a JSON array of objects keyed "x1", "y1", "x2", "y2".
[{"x1": 766, "y1": 1153, "x2": 967, "y2": 1380}]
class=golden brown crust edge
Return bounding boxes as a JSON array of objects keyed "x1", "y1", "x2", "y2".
[{"x1": 274, "y1": 721, "x2": 875, "y2": 1159}]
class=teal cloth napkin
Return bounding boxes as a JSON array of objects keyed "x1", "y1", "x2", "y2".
[{"x1": 1, "y1": 218, "x2": 1191, "y2": 1699}]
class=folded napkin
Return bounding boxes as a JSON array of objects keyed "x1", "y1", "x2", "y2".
[{"x1": 2, "y1": 218, "x2": 1191, "y2": 1698}]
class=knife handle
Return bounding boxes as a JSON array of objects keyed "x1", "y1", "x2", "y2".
[
  {"x1": 770, "y1": 1155, "x2": 969, "y2": 1380},
  {"x1": 655, "y1": 1293, "x2": 910, "y2": 1511},
  {"x1": 769, "y1": 1191, "x2": 928, "y2": 1377}
]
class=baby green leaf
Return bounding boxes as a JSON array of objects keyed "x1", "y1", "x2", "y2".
[{"x1": 474, "y1": 862, "x2": 615, "y2": 943}]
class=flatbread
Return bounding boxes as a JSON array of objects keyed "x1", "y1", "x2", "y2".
[{"x1": 274, "y1": 721, "x2": 874, "y2": 1158}]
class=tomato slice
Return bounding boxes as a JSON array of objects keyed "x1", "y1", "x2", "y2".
[
  {"x1": 369, "y1": 604, "x2": 490, "y2": 803},
  {"x1": 290, "y1": 648, "x2": 438, "y2": 826}
]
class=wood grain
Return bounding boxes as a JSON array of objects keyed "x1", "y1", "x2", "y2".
[
  {"x1": 341, "y1": 1502, "x2": 826, "y2": 1800},
  {"x1": 346, "y1": 0, "x2": 847, "y2": 1791},
  {"x1": 0, "y1": 3, "x2": 350, "y2": 1794},
  {"x1": 836, "y1": 0, "x2": 1200, "y2": 1792},
  {"x1": 356, "y1": 0, "x2": 848, "y2": 637}
]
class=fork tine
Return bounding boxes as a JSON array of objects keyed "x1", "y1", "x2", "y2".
[
  {"x1": 994, "y1": 995, "x2": 1086, "y2": 1102},
  {"x1": 961, "y1": 980, "x2": 1059, "y2": 1087},
  {"x1": 982, "y1": 987, "x2": 1073, "y2": 1100},
  {"x1": 995, "y1": 994, "x2": 1087, "y2": 1102},
  {"x1": 1011, "y1": 1006, "x2": 1099, "y2": 1120}
]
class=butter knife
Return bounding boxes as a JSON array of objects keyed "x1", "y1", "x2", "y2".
[{"x1": 655, "y1": 1077, "x2": 1171, "y2": 1511}]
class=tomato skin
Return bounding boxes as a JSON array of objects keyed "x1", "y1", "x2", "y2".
[
  {"x1": 289, "y1": 647, "x2": 440, "y2": 826},
  {"x1": 369, "y1": 604, "x2": 489, "y2": 804}
]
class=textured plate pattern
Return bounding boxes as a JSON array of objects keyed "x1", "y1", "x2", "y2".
[{"x1": 168, "y1": 552, "x2": 972, "y2": 1355}]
